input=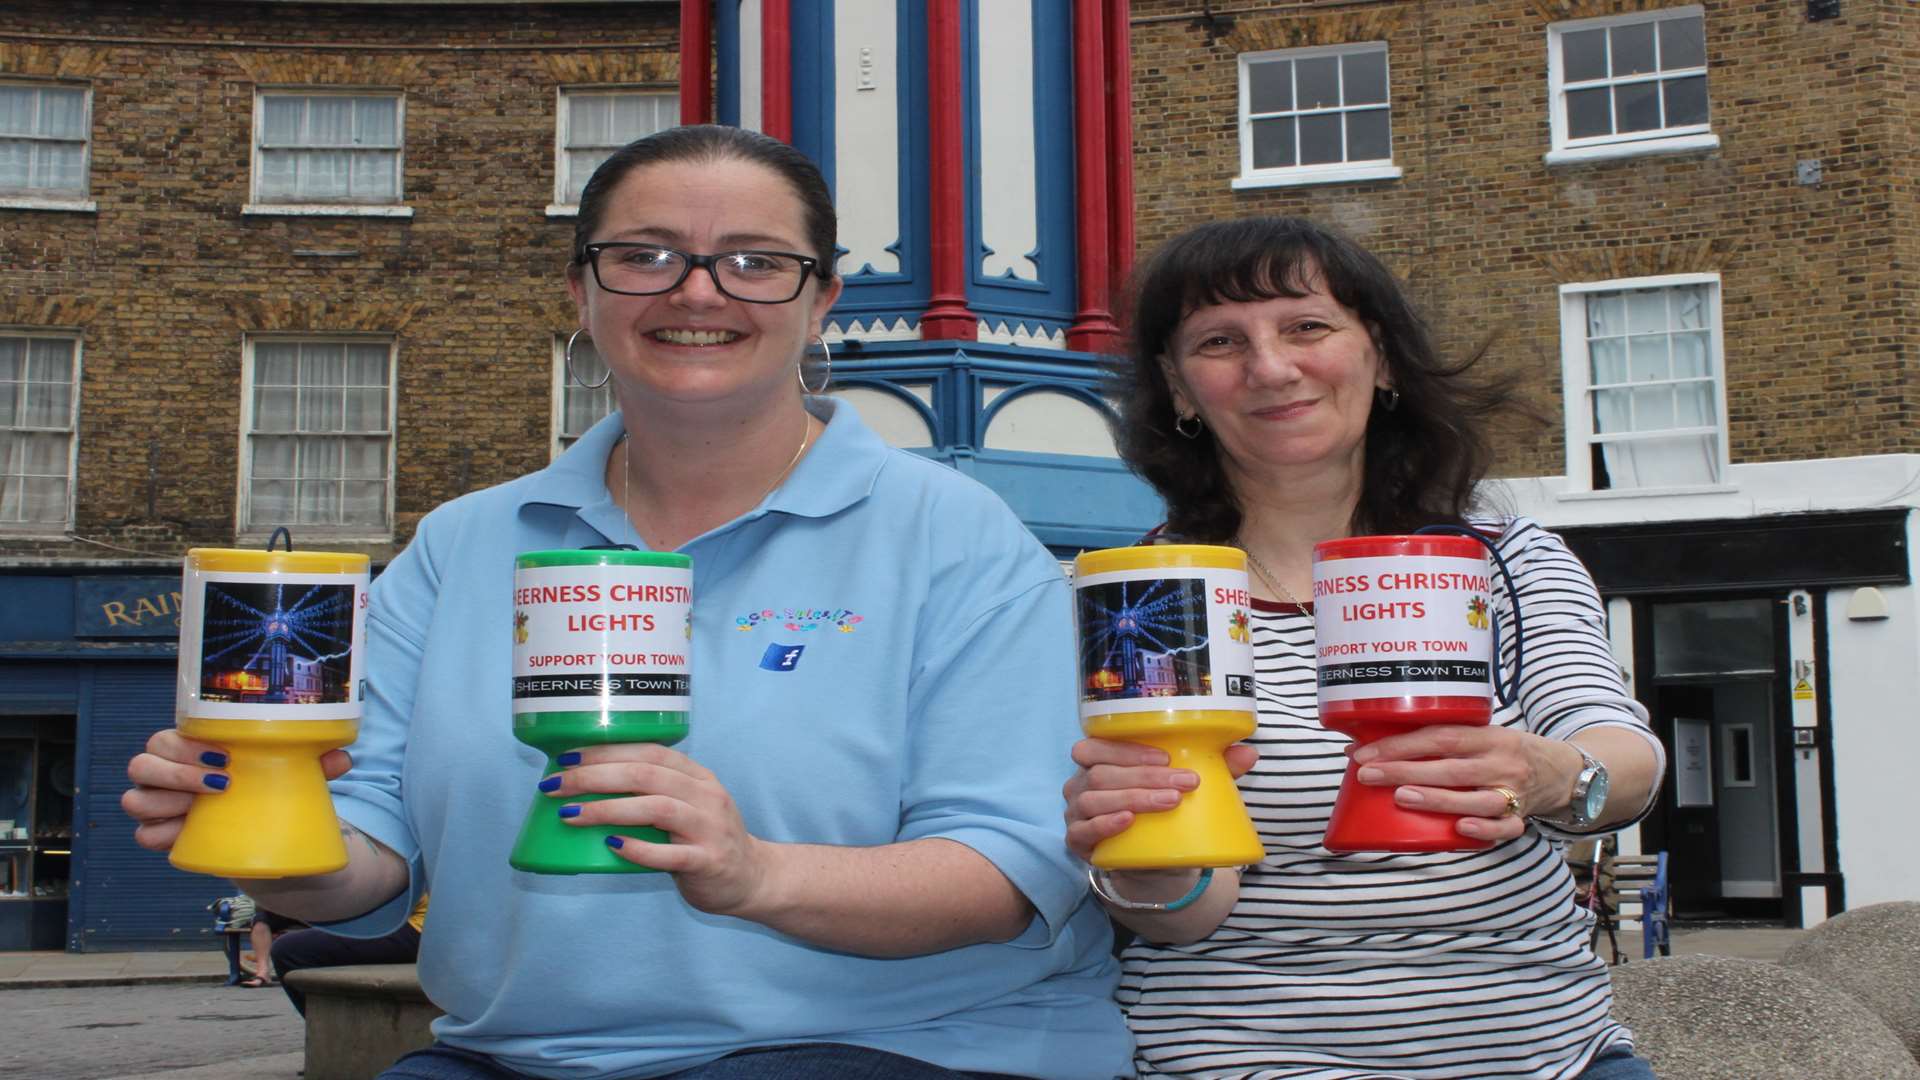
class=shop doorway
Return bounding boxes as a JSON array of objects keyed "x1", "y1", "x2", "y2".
[
  {"x1": 1642, "y1": 598, "x2": 1785, "y2": 921},
  {"x1": 0, "y1": 715, "x2": 76, "y2": 950}
]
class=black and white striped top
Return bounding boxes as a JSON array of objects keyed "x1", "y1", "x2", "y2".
[{"x1": 1117, "y1": 518, "x2": 1663, "y2": 1080}]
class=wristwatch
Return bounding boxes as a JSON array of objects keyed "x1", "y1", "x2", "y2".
[{"x1": 1558, "y1": 744, "x2": 1610, "y2": 828}]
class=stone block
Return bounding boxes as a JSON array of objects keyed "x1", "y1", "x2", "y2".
[
  {"x1": 284, "y1": 963, "x2": 442, "y2": 1080},
  {"x1": 1609, "y1": 954, "x2": 1920, "y2": 1080},
  {"x1": 1780, "y1": 901, "x2": 1920, "y2": 1064}
]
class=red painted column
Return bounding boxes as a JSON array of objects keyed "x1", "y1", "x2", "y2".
[
  {"x1": 678, "y1": 1, "x2": 712, "y2": 125},
  {"x1": 761, "y1": 0, "x2": 793, "y2": 142},
  {"x1": 921, "y1": 0, "x2": 978, "y2": 341},
  {"x1": 1068, "y1": 0, "x2": 1121, "y2": 354},
  {"x1": 1105, "y1": 0, "x2": 1136, "y2": 299}
]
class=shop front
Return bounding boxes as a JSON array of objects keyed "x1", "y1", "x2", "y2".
[
  {"x1": 0, "y1": 569, "x2": 212, "y2": 951},
  {"x1": 1560, "y1": 508, "x2": 1911, "y2": 927}
]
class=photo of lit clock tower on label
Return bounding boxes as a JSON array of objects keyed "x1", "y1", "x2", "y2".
[
  {"x1": 196, "y1": 582, "x2": 356, "y2": 706},
  {"x1": 1077, "y1": 578, "x2": 1214, "y2": 703}
]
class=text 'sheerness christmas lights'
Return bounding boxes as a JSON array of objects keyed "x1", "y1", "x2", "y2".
[
  {"x1": 509, "y1": 549, "x2": 693, "y2": 875},
  {"x1": 170, "y1": 547, "x2": 369, "y2": 878},
  {"x1": 1314, "y1": 534, "x2": 1500, "y2": 853}
]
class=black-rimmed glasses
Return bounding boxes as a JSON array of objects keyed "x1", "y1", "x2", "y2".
[{"x1": 579, "y1": 243, "x2": 822, "y2": 304}]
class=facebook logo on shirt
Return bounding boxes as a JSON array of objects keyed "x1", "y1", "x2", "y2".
[{"x1": 759, "y1": 643, "x2": 806, "y2": 672}]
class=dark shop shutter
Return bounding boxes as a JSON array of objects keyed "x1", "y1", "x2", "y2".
[{"x1": 73, "y1": 662, "x2": 222, "y2": 951}]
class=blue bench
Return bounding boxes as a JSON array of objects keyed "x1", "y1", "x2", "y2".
[{"x1": 1580, "y1": 847, "x2": 1671, "y2": 964}]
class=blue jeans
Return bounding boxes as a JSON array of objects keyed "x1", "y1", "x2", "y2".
[
  {"x1": 379, "y1": 1042, "x2": 1031, "y2": 1079},
  {"x1": 1578, "y1": 1044, "x2": 1657, "y2": 1080}
]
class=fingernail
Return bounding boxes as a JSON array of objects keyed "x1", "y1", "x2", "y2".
[
  {"x1": 1351, "y1": 746, "x2": 1378, "y2": 764},
  {"x1": 203, "y1": 773, "x2": 230, "y2": 791},
  {"x1": 200, "y1": 751, "x2": 229, "y2": 768},
  {"x1": 537, "y1": 776, "x2": 561, "y2": 793},
  {"x1": 557, "y1": 751, "x2": 582, "y2": 767},
  {"x1": 604, "y1": 836, "x2": 624, "y2": 850},
  {"x1": 1356, "y1": 766, "x2": 1384, "y2": 784},
  {"x1": 1396, "y1": 788, "x2": 1425, "y2": 807},
  {"x1": 1150, "y1": 790, "x2": 1181, "y2": 808},
  {"x1": 558, "y1": 805, "x2": 582, "y2": 819},
  {"x1": 1171, "y1": 771, "x2": 1199, "y2": 790}
]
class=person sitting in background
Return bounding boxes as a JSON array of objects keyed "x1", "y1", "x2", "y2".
[
  {"x1": 1064, "y1": 215, "x2": 1667, "y2": 1079},
  {"x1": 271, "y1": 892, "x2": 428, "y2": 1016}
]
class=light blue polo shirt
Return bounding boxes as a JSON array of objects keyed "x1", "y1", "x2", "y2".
[{"x1": 326, "y1": 400, "x2": 1132, "y2": 1079}]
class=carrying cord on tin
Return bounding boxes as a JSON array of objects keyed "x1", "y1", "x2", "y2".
[
  {"x1": 265, "y1": 526, "x2": 293, "y2": 551},
  {"x1": 1413, "y1": 525, "x2": 1523, "y2": 708}
]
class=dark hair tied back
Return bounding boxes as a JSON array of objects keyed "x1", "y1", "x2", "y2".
[
  {"x1": 1112, "y1": 216, "x2": 1516, "y2": 541},
  {"x1": 571, "y1": 124, "x2": 837, "y2": 280}
]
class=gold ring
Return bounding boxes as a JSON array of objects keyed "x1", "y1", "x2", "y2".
[{"x1": 1492, "y1": 786, "x2": 1522, "y2": 817}]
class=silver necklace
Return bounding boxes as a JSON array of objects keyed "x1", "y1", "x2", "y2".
[
  {"x1": 1234, "y1": 538, "x2": 1307, "y2": 608},
  {"x1": 620, "y1": 417, "x2": 812, "y2": 526}
]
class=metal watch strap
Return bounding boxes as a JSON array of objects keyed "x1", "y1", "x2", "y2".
[{"x1": 1564, "y1": 744, "x2": 1604, "y2": 826}]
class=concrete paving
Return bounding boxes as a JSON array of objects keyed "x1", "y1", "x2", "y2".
[
  {"x1": 1612, "y1": 923, "x2": 1806, "y2": 963},
  {"x1": 0, "y1": 982, "x2": 304, "y2": 1080},
  {"x1": 0, "y1": 948, "x2": 230, "y2": 989}
]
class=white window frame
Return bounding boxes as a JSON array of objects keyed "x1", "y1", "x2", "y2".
[
  {"x1": 244, "y1": 88, "x2": 412, "y2": 218},
  {"x1": 0, "y1": 80, "x2": 96, "y2": 212},
  {"x1": 1232, "y1": 42, "x2": 1401, "y2": 191},
  {"x1": 547, "y1": 86, "x2": 679, "y2": 218},
  {"x1": 551, "y1": 333, "x2": 615, "y2": 458},
  {"x1": 237, "y1": 335, "x2": 397, "y2": 541},
  {"x1": 0, "y1": 329, "x2": 81, "y2": 534},
  {"x1": 1558, "y1": 273, "x2": 1730, "y2": 497},
  {"x1": 1545, "y1": 6, "x2": 1718, "y2": 166}
]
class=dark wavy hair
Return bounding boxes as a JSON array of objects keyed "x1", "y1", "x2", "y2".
[
  {"x1": 1113, "y1": 216, "x2": 1514, "y2": 541},
  {"x1": 568, "y1": 124, "x2": 837, "y2": 280}
]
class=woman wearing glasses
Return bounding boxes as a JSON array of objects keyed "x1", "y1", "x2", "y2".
[{"x1": 124, "y1": 126, "x2": 1131, "y2": 1080}]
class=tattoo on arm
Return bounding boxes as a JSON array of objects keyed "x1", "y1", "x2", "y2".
[{"x1": 339, "y1": 823, "x2": 385, "y2": 861}]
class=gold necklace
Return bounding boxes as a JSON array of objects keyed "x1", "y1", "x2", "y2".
[
  {"x1": 1235, "y1": 538, "x2": 1307, "y2": 608},
  {"x1": 621, "y1": 416, "x2": 812, "y2": 525}
]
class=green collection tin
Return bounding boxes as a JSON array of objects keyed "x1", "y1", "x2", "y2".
[{"x1": 507, "y1": 549, "x2": 693, "y2": 874}]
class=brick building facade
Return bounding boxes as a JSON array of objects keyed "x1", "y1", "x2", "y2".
[
  {"x1": 1, "y1": 0, "x2": 681, "y2": 563},
  {"x1": 1128, "y1": 0, "x2": 1919, "y2": 924}
]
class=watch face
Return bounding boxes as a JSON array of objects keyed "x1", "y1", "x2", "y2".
[{"x1": 1582, "y1": 768, "x2": 1610, "y2": 821}]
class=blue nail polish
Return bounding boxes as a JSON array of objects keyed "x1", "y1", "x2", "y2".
[
  {"x1": 203, "y1": 773, "x2": 230, "y2": 791},
  {"x1": 557, "y1": 752, "x2": 582, "y2": 767},
  {"x1": 558, "y1": 804, "x2": 582, "y2": 819},
  {"x1": 605, "y1": 836, "x2": 624, "y2": 850},
  {"x1": 200, "y1": 751, "x2": 229, "y2": 768},
  {"x1": 537, "y1": 776, "x2": 561, "y2": 793}
]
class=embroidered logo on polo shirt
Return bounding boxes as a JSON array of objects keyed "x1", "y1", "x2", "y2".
[
  {"x1": 758, "y1": 643, "x2": 806, "y2": 672},
  {"x1": 734, "y1": 607, "x2": 864, "y2": 633}
]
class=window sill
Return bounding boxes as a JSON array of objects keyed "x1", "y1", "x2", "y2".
[
  {"x1": 1232, "y1": 163, "x2": 1403, "y2": 190},
  {"x1": 1544, "y1": 133, "x2": 1720, "y2": 167},
  {"x1": 242, "y1": 203, "x2": 415, "y2": 219},
  {"x1": 0, "y1": 196, "x2": 97, "y2": 213},
  {"x1": 1556, "y1": 482, "x2": 1738, "y2": 502},
  {"x1": 544, "y1": 204, "x2": 579, "y2": 219},
  {"x1": 237, "y1": 529, "x2": 392, "y2": 544}
]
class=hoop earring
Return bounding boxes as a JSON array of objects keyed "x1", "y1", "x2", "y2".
[
  {"x1": 1377, "y1": 387, "x2": 1401, "y2": 413},
  {"x1": 799, "y1": 334, "x2": 832, "y2": 395},
  {"x1": 1174, "y1": 412, "x2": 1203, "y2": 439},
  {"x1": 565, "y1": 328, "x2": 610, "y2": 390}
]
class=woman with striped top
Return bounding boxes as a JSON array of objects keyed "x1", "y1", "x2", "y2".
[{"x1": 1065, "y1": 217, "x2": 1665, "y2": 1079}]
